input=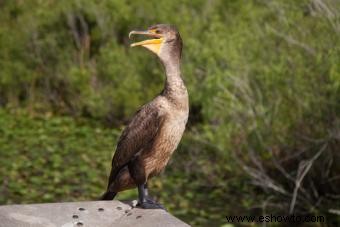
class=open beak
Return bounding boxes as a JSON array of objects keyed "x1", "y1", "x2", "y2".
[{"x1": 129, "y1": 30, "x2": 163, "y2": 49}]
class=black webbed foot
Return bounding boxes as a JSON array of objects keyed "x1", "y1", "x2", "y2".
[
  {"x1": 137, "y1": 198, "x2": 166, "y2": 210},
  {"x1": 137, "y1": 183, "x2": 167, "y2": 210}
]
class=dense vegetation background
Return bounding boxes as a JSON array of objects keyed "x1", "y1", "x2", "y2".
[{"x1": 0, "y1": 0, "x2": 339, "y2": 226}]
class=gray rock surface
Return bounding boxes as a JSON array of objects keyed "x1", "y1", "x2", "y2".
[{"x1": 0, "y1": 200, "x2": 190, "y2": 227}]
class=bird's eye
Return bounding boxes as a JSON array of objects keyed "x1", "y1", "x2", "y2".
[{"x1": 155, "y1": 29, "x2": 161, "y2": 34}]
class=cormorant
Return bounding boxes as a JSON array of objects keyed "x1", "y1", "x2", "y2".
[{"x1": 101, "y1": 24, "x2": 189, "y2": 209}]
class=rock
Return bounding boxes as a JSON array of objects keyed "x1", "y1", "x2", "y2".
[{"x1": 0, "y1": 200, "x2": 190, "y2": 227}]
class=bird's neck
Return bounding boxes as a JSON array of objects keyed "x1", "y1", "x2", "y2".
[{"x1": 162, "y1": 59, "x2": 188, "y2": 103}]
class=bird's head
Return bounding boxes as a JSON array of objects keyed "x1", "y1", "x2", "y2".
[{"x1": 129, "y1": 24, "x2": 182, "y2": 63}]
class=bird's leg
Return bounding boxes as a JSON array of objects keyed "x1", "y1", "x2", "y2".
[
  {"x1": 138, "y1": 183, "x2": 147, "y2": 204},
  {"x1": 137, "y1": 183, "x2": 166, "y2": 210},
  {"x1": 144, "y1": 183, "x2": 149, "y2": 196}
]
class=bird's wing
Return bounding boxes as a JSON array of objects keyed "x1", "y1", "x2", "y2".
[{"x1": 108, "y1": 103, "x2": 165, "y2": 183}]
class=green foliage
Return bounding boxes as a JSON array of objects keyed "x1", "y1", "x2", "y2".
[
  {"x1": 0, "y1": 110, "x2": 119, "y2": 203},
  {"x1": 0, "y1": 0, "x2": 340, "y2": 226}
]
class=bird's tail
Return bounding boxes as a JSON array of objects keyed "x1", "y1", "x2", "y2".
[{"x1": 100, "y1": 191, "x2": 117, "y2": 200}]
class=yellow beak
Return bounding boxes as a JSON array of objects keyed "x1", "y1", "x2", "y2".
[{"x1": 129, "y1": 30, "x2": 164, "y2": 54}]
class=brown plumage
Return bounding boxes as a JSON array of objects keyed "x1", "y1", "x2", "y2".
[{"x1": 101, "y1": 24, "x2": 188, "y2": 209}]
